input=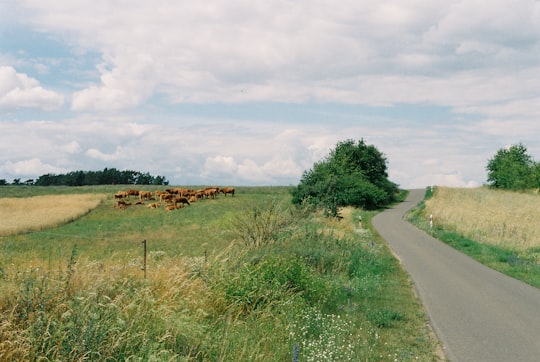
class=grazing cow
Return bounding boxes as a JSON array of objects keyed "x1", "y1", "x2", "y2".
[
  {"x1": 160, "y1": 193, "x2": 175, "y2": 203},
  {"x1": 116, "y1": 200, "x2": 132, "y2": 209},
  {"x1": 178, "y1": 188, "x2": 192, "y2": 196},
  {"x1": 139, "y1": 190, "x2": 153, "y2": 200},
  {"x1": 174, "y1": 196, "x2": 190, "y2": 207},
  {"x1": 114, "y1": 191, "x2": 128, "y2": 199},
  {"x1": 155, "y1": 190, "x2": 167, "y2": 200},
  {"x1": 220, "y1": 187, "x2": 235, "y2": 197},
  {"x1": 127, "y1": 189, "x2": 140, "y2": 197},
  {"x1": 202, "y1": 187, "x2": 219, "y2": 199}
]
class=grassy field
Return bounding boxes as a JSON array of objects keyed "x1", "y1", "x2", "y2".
[
  {"x1": 0, "y1": 185, "x2": 440, "y2": 361},
  {"x1": 408, "y1": 186, "x2": 540, "y2": 289}
]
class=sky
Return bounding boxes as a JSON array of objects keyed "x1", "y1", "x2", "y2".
[{"x1": 1, "y1": 1, "x2": 540, "y2": 189}]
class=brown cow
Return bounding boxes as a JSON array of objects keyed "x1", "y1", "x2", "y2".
[
  {"x1": 160, "y1": 193, "x2": 175, "y2": 203},
  {"x1": 154, "y1": 190, "x2": 166, "y2": 200},
  {"x1": 147, "y1": 202, "x2": 161, "y2": 209},
  {"x1": 114, "y1": 191, "x2": 128, "y2": 199},
  {"x1": 174, "y1": 196, "x2": 190, "y2": 207},
  {"x1": 139, "y1": 190, "x2": 153, "y2": 200},
  {"x1": 116, "y1": 200, "x2": 132, "y2": 209},
  {"x1": 127, "y1": 189, "x2": 140, "y2": 197},
  {"x1": 220, "y1": 187, "x2": 235, "y2": 196},
  {"x1": 202, "y1": 187, "x2": 219, "y2": 199}
]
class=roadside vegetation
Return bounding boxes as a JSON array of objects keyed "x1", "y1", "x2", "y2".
[
  {"x1": 407, "y1": 186, "x2": 540, "y2": 289},
  {"x1": 0, "y1": 185, "x2": 439, "y2": 361}
]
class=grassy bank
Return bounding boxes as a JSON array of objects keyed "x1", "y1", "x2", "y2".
[
  {"x1": 0, "y1": 186, "x2": 439, "y2": 361},
  {"x1": 407, "y1": 186, "x2": 540, "y2": 289}
]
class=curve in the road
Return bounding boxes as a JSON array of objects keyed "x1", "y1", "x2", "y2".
[{"x1": 372, "y1": 189, "x2": 540, "y2": 361}]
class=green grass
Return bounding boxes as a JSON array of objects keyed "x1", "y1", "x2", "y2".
[
  {"x1": 0, "y1": 185, "x2": 440, "y2": 361},
  {"x1": 407, "y1": 187, "x2": 540, "y2": 289}
]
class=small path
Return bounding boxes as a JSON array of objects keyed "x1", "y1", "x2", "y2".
[{"x1": 372, "y1": 189, "x2": 540, "y2": 361}]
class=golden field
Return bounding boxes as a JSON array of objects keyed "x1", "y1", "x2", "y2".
[
  {"x1": 0, "y1": 194, "x2": 106, "y2": 236},
  {"x1": 425, "y1": 187, "x2": 540, "y2": 252}
]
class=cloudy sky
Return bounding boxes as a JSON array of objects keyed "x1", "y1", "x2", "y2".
[{"x1": 1, "y1": 1, "x2": 540, "y2": 188}]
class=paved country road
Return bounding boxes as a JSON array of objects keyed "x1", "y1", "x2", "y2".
[{"x1": 372, "y1": 189, "x2": 540, "y2": 362}]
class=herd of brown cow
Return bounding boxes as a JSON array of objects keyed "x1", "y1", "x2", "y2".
[{"x1": 113, "y1": 186, "x2": 235, "y2": 211}]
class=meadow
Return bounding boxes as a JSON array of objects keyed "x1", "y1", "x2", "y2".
[
  {"x1": 408, "y1": 186, "x2": 540, "y2": 289},
  {"x1": 0, "y1": 185, "x2": 440, "y2": 361}
]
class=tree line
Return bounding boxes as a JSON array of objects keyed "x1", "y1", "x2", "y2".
[{"x1": 0, "y1": 168, "x2": 169, "y2": 186}]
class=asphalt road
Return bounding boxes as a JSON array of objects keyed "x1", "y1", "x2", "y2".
[{"x1": 372, "y1": 189, "x2": 540, "y2": 361}]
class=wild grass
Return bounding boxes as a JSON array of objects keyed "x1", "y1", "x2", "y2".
[
  {"x1": 408, "y1": 186, "x2": 540, "y2": 289},
  {"x1": 0, "y1": 186, "x2": 440, "y2": 361},
  {"x1": 0, "y1": 194, "x2": 106, "y2": 236}
]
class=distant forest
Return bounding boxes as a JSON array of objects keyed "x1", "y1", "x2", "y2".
[{"x1": 0, "y1": 168, "x2": 169, "y2": 186}]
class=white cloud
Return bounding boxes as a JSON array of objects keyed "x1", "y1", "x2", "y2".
[
  {"x1": 201, "y1": 155, "x2": 238, "y2": 178},
  {"x1": 85, "y1": 147, "x2": 124, "y2": 161},
  {"x1": 62, "y1": 141, "x2": 82, "y2": 154},
  {"x1": 71, "y1": 53, "x2": 157, "y2": 111},
  {"x1": 2, "y1": 158, "x2": 66, "y2": 177},
  {"x1": 13, "y1": 0, "x2": 540, "y2": 111},
  {"x1": 0, "y1": 66, "x2": 64, "y2": 110}
]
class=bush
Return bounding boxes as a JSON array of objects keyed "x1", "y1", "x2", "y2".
[{"x1": 292, "y1": 139, "x2": 399, "y2": 216}]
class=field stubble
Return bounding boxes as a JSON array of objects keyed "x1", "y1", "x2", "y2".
[
  {"x1": 0, "y1": 194, "x2": 106, "y2": 236},
  {"x1": 425, "y1": 187, "x2": 540, "y2": 253}
]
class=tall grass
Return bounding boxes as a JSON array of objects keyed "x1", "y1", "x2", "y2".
[
  {"x1": 0, "y1": 186, "x2": 440, "y2": 361},
  {"x1": 424, "y1": 187, "x2": 540, "y2": 251}
]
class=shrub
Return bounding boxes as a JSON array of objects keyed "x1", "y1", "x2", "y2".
[{"x1": 292, "y1": 139, "x2": 399, "y2": 216}]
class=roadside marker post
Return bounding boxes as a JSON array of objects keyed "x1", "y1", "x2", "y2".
[{"x1": 142, "y1": 239, "x2": 147, "y2": 279}]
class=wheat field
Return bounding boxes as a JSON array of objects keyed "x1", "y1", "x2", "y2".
[
  {"x1": 0, "y1": 194, "x2": 106, "y2": 235},
  {"x1": 425, "y1": 187, "x2": 540, "y2": 251}
]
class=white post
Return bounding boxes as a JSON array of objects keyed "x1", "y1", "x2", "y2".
[{"x1": 429, "y1": 214, "x2": 433, "y2": 228}]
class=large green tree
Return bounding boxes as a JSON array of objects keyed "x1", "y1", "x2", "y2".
[
  {"x1": 292, "y1": 139, "x2": 399, "y2": 216},
  {"x1": 486, "y1": 143, "x2": 536, "y2": 190}
]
